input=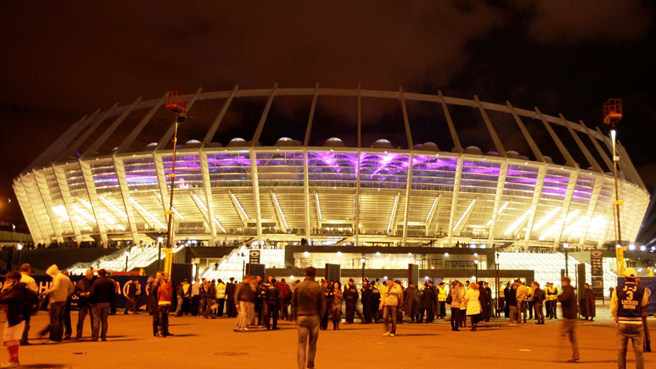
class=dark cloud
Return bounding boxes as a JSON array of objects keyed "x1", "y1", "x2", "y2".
[
  {"x1": 519, "y1": 0, "x2": 652, "y2": 42},
  {"x1": 1, "y1": 1, "x2": 655, "y2": 234}
]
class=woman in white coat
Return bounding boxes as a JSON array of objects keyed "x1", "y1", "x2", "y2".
[{"x1": 464, "y1": 282, "x2": 481, "y2": 331}]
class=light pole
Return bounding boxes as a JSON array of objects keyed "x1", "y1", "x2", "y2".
[
  {"x1": 603, "y1": 98, "x2": 624, "y2": 275},
  {"x1": 563, "y1": 242, "x2": 569, "y2": 277},
  {"x1": 163, "y1": 92, "x2": 188, "y2": 276},
  {"x1": 360, "y1": 256, "x2": 367, "y2": 283}
]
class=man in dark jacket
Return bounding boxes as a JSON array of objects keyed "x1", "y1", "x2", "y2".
[
  {"x1": 292, "y1": 267, "x2": 324, "y2": 369},
  {"x1": 277, "y1": 278, "x2": 292, "y2": 321},
  {"x1": 558, "y1": 277, "x2": 579, "y2": 362},
  {"x1": 74, "y1": 269, "x2": 96, "y2": 339},
  {"x1": 226, "y1": 277, "x2": 237, "y2": 317},
  {"x1": 89, "y1": 269, "x2": 116, "y2": 341},
  {"x1": 421, "y1": 282, "x2": 436, "y2": 323},
  {"x1": 531, "y1": 282, "x2": 546, "y2": 325},
  {"x1": 264, "y1": 278, "x2": 280, "y2": 330},
  {"x1": 343, "y1": 279, "x2": 359, "y2": 324},
  {"x1": 579, "y1": 283, "x2": 596, "y2": 321},
  {"x1": 361, "y1": 281, "x2": 373, "y2": 323},
  {"x1": 404, "y1": 283, "x2": 417, "y2": 323},
  {"x1": 0, "y1": 272, "x2": 39, "y2": 367}
]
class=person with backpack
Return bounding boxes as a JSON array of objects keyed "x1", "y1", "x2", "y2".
[{"x1": 0, "y1": 271, "x2": 39, "y2": 368}]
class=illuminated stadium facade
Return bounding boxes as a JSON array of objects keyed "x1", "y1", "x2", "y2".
[{"x1": 13, "y1": 87, "x2": 650, "y2": 250}]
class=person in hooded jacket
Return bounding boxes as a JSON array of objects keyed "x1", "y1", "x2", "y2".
[
  {"x1": 343, "y1": 279, "x2": 359, "y2": 324},
  {"x1": 38, "y1": 264, "x2": 74, "y2": 342}
]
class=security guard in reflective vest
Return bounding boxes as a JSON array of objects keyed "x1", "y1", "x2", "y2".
[
  {"x1": 545, "y1": 283, "x2": 558, "y2": 319},
  {"x1": 611, "y1": 268, "x2": 651, "y2": 369}
]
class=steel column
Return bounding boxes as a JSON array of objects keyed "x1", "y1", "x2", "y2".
[
  {"x1": 118, "y1": 93, "x2": 167, "y2": 152},
  {"x1": 535, "y1": 107, "x2": 578, "y2": 168},
  {"x1": 438, "y1": 91, "x2": 462, "y2": 152},
  {"x1": 33, "y1": 171, "x2": 63, "y2": 242},
  {"x1": 447, "y1": 156, "x2": 464, "y2": 245},
  {"x1": 554, "y1": 170, "x2": 580, "y2": 247},
  {"x1": 51, "y1": 165, "x2": 82, "y2": 242},
  {"x1": 475, "y1": 95, "x2": 506, "y2": 157},
  {"x1": 85, "y1": 97, "x2": 142, "y2": 157},
  {"x1": 203, "y1": 85, "x2": 238, "y2": 147},
  {"x1": 506, "y1": 101, "x2": 545, "y2": 162},
  {"x1": 78, "y1": 160, "x2": 108, "y2": 245},
  {"x1": 199, "y1": 149, "x2": 217, "y2": 241},
  {"x1": 580, "y1": 177, "x2": 602, "y2": 247},
  {"x1": 13, "y1": 179, "x2": 45, "y2": 244},
  {"x1": 561, "y1": 114, "x2": 601, "y2": 172},
  {"x1": 488, "y1": 161, "x2": 509, "y2": 247},
  {"x1": 524, "y1": 166, "x2": 547, "y2": 244},
  {"x1": 113, "y1": 155, "x2": 139, "y2": 243}
]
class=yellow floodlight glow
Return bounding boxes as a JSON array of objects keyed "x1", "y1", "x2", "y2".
[
  {"x1": 454, "y1": 199, "x2": 477, "y2": 233},
  {"x1": 486, "y1": 201, "x2": 508, "y2": 227},
  {"x1": 504, "y1": 208, "x2": 531, "y2": 236},
  {"x1": 532, "y1": 207, "x2": 560, "y2": 232}
]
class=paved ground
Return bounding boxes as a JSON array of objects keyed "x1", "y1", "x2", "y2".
[{"x1": 8, "y1": 312, "x2": 656, "y2": 369}]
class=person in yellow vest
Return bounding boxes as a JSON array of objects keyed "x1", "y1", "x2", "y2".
[
  {"x1": 437, "y1": 282, "x2": 448, "y2": 319},
  {"x1": 545, "y1": 282, "x2": 559, "y2": 320}
]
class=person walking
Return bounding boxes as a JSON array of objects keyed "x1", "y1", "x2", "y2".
[
  {"x1": 532, "y1": 282, "x2": 546, "y2": 325},
  {"x1": 464, "y1": 281, "x2": 481, "y2": 331},
  {"x1": 277, "y1": 278, "x2": 292, "y2": 321},
  {"x1": 38, "y1": 264, "x2": 74, "y2": 342},
  {"x1": 611, "y1": 268, "x2": 650, "y2": 369},
  {"x1": 330, "y1": 282, "x2": 343, "y2": 330},
  {"x1": 89, "y1": 269, "x2": 115, "y2": 342},
  {"x1": 215, "y1": 279, "x2": 226, "y2": 317},
  {"x1": 74, "y1": 269, "x2": 96, "y2": 340},
  {"x1": 235, "y1": 276, "x2": 256, "y2": 332},
  {"x1": 293, "y1": 267, "x2": 324, "y2": 369},
  {"x1": 380, "y1": 279, "x2": 403, "y2": 337},
  {"x1": 0, "y1": 272, "x2": 39, "y2": 368},
  {"x1": 156, "y1": 273, "x2": 173, "y2": 337},
  {"x1": 436, "y1": 282, "x2": 447, "y2": 319},
  {"x1": 147, "y1": 274, "x2": 161, "y2": 337},
  {"x1": 343, "y1": 280, "x2": 359, "y2": 324},
  {"x1": 264, "y1": 278, "x2": 280, "y2": 330},
  {"x1": 516, "y1": 280, "x2": 529, "y2": 324},
  {"x1": 226, "y1": 277, "x2": 237, "y2": 317},
  {"x1": 580, "y1": 283, "x2": 596, "y2": 321},
  {"x1": 361, "y1": 281, "x2": 373, "y2": 324},
  {"x1": 404, "y1": 282, "x2": 417, "y2": 323},
  {"x1": 507, "y1": 282, "x2": 519, "y2": 324},
  {"x1": 449, "y1": 280, "x2": 465, "y2": 331},
  {"x1": 18, "y1": 263, "x2": 37, "y2": 345},
  {"x1": 558, "y1": 277, "x2": 580, "y2": 363}
]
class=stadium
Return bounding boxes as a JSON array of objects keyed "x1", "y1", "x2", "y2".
[{"x1": 11, "y1": 87, "x2": 652, "y2": 289}]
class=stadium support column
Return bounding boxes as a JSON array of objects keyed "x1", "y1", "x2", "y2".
[
  {"x1": 582, "y1": 121, "x2": 613, "y2": 171},
  {"x1": 535, "y1": 107, "x2": 578, "y2": 169},
  {"x1": 33, "y1": 171, "x2": 63, "y2": 242},
  {"x1": 52, "y1": 165, "x2": 82, "y2": 243},
  {"x1": 85, "y1": 97, "x2": 142, "y2": 157},
  {"x1": 507, "y1": 102, "x2": 545, "y2": 162},
  {"x1": 249, "y1": 84, "x2": 276, "y2": 239},
  {"x1": 354, "y1": 86, "x2": 362, "y2": 245},
  {"x1": 554, "y1": 170, "x2": 579, "y2": 247},
  {"x1": 475, "y1": 95, "x2": 506, "y2": 157},
  {"x1": 438, "y1": 91, "x2": 463, "y2": 153},
  {"x1": 447, "y1": 156, "x2": 464, "y2": 246},
  {"x1": 524, "y1": 166, "x2": 547, "y2": 246},
  {"x1": 79, "y1": 160, "x2": 108, "y2": 246},
  {"x1": 153, "y1": 153, "x2": 170, "y2": 232},
  {"x1": 562, "y1": 115, "x2": 602, "y2": 173},
  {"x1": 113, "y1": 156, "x2": 139, "y2": 244},
  {"x1": 199, "y1": 149, "x2": 217, "y2": 243},
  {"x1": 28, "y1": 112, "x2": 94, "y2": 170},
  {"x1": 487, "y1": 161, "x2": 508, "y2": 248},
  {"x1": 14, "y1": 178, "x2": 45, "y2": 245},
  {"x1": 303, "y1": 84, "x2": 318, "y2": 243},
  {"x1": 580, "y1": 177, "x2": 602, "y2": 247},
  {"x1": 400, "y1": 88, "x2": 414, "y2": 245}
]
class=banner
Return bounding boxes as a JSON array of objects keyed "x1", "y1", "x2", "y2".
[{"x1": 590, "y1": 250, "x2": 604, "y2": 300}]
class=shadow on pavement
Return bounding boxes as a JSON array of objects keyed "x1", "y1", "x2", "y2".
[{"x1": 19, "y1": 364, "x2": 71, "y2": 369}]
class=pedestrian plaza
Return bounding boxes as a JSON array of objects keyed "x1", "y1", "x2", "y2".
[{"x1": 12, "y1": 311, "x2": 655, "y2": 369}]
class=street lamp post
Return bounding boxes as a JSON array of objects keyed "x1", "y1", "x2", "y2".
[
  {"x1": 361, "y1": 256, "x2": 367, "y2": 283},
  {"x1": 603, "y1": 98, "x2": 624, "y2": 275},
  {"x1": 563, "y1": 242, "x2": 569, "y2": 277},
  {"x1": 162, "y1": 92, "x2": 188, "y2": 276}
]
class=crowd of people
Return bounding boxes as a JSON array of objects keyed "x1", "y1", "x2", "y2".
[{"x1": 0, "y1": 263, "x2": 652, "y2": 369}]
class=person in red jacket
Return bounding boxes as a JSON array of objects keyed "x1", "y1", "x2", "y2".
[
  {"x1": 0, "y1": 272, "x2": 39, "y2": 368},
  {"x1": 156, "y1": 273, "x2": 173, "y2": 337}
]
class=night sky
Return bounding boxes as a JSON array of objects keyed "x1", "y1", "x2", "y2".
[{"x1": 1, "y1": 1, "x2": 655, "y2": 242}]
